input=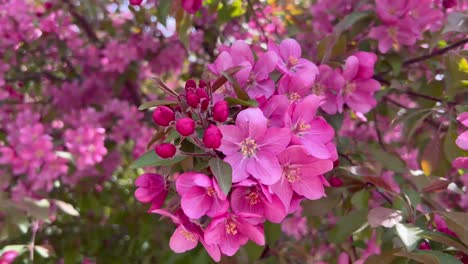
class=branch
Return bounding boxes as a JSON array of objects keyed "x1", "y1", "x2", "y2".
[
  {"x1": 403, "y1": 37, "x2": 468, "y2": 66},
  {"x1": 63, "y1": 0, "x2": 101, "y2": 45}
]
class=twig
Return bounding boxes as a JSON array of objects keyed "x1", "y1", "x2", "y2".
[
  {"x1": 372, "y1": 112, "x2": 387, "y2": 151},
  {"x1": 403, "y1": 38, "x2": 468, "y2": 66}
]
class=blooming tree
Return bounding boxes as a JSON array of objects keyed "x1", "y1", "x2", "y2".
[{"x1": 1, "y1": 0, "x2": 468, "y2": 263}]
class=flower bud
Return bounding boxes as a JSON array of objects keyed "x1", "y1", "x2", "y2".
[
  {"x1": 199, "y1": 80, "x2": 207, "y2": 89},
  {"x1": 176, "y1": 117, "x2": 196, "y2": 136},
  {"x1": 201, "y1": 98, "x2": 209, "y2": 111},
  {"x1": 212, "y1": 100, "x2": 229, "y2": 122},
  {"x1": 152, "y1": 106, "x2": 175, "y2": 126},
  {"x1": 0, "y1": 251, "x2": 19, "y2": 264},
  {"x1": 443, "y1": 0, "x2": 457, "y2": 8},
  {"x1": 196, "y1": 88, "x2": 208, "y2": 99},
  {"x1": 203, "y1": 125, "x2": 222, "y2": 149},
  {"x1": 329, "y1": 176, "x2": 343, "y2": 187},
  {"x1": 155, "y1": 143, "x2": 176, "y2": 159},
  {"x1": 130, "y1": 0, "x2": 143, "y2": 5},
  {"x1": 186, "y1": 92, "x2": 200, "y2": 108},
  {"x1": 185, "y1": 79, "x2": 197, "y2": 91}
]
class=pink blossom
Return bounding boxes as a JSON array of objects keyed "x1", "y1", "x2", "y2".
[
  {"x1": 272, "y1": 146, "x2": 333, "y2": 210},
  {"x1": 152, "y1": 209, "x2": 221, "y2": 262},
  {"x1": 64, "y1": 126, "x2": 108, "y2": 170},
  {"x1": 135, "y1": 173, "x2": 168, "y2": 210},
  {"x1": 203, "y1": 125, "x2": 223, "y2": 149},
  {"x1": 281, "y1": 206, "x2": 308, "y2": 240},
  {"x1": 176, "y1": 172, "x2": 228, "y2": 219},
  {"x1": 339, "y1": 54, "x2": 381, "y2": 113},
  {"x1": 230, "y1": 179, "x2": 287, "y2": 223},
  {"x1": 204, "y1": 212, "x2": 265, "y2": 256},
  {"x1": 268, "y1": 38, "x2": 318, "y2": 80},
  {"x1": 285, "y1": 95, "x2": 336, "y2": 159},
  {"x1": 313, "y1": 64, "x2": 345, "y2": 114},
  {"x1": 218, "y1": 108, "x2": 291, "y2": 185},
  {"x1": 369, "y1": 21, "x2": 418, "y2": 53}
]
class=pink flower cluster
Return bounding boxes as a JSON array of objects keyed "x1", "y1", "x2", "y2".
[
  {"x1": 134, "y1": 39, "x2": 380, "y2": 261},
  {"x1": 369, "y1": 0, "x2": 443, "y2": 53},
  {"x1": 453, "y1": 112, "x2": 468, "y2": 169}
]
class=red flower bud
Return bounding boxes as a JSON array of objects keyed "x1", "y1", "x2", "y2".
[
  {"x1": 44, "y1": 2, "x2": 53, "y2": 9},
  {"x1": 212, "y1": 100, "x2": 229, "y2": 122},
  {"x1": 155, "y1": 143, "x2": 176, "y2": 159},
  {"x1": 0, "y1": 250, "x2": 19, "y2": 264},
  {"x1": 130, "y1": 0, "x2": 143, "y2": 5},
  {"x1": 199, "y1": 80, "x2": 207, "y2": 89},
  {"x1": 418, "y1": 241, "x2": 431, "y2": 250},
  {"x1": 203, "y1": 125, "x2": 222, "y2": 149},
  {"x1": 196, "y1": 88, "x2": 208, "y2": 99},
  {"x1": 152, "y1": 106, "x2": 175, "y2": 127},
  {"x1": 201, "y1": 98, "x2": 209, "y2": 111},
  {"x1": 443, "y1": 0, "x2": 457, "y2": 8},
  {"x1": 186, "y1": 92, "x2": 200, "y2": 108},
  {"x1": 176, "y1": 117, "x2": 195, "y2": 136},
  {"x1": 329, "y1": 176, "x2": 343, "y2": 187},
  {"x1": 185, "y1": 79, "x2": 197, "y2": 91}
]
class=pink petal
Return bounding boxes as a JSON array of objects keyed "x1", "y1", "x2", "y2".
[
  {"x1": 207, "y1": 196, "x2": 229, "y2": 218},
  {"x1": 263, "y1": 194, "x2": 287, "y2": 223},
  {"x1": 169, "y1": 226, "x2": 199, "y2": 253},
  {"x1": 218, "y1": 125, "x2": 243, "y2": 155},
  {"x1": 230, "y1": 40, "x2": 254, "y2": 65},
  {"x1": 235, "y1": 108, "x2": 268, "y2": 140},
  {"x1": 176, "y1": 172, "x2": 211, "y2": 195},
  {"x1": 271, "y1": 177, "x2": 294, "y2": 210},
  {"x1": 343, "y1": 55, "x2": 359, "y2": 80},
  {"x1": 258, "y1": 127, "x2": 291, "y2": 155},
  {"x1": 456, "y1": 131, "x2": 468, "y2": 150},
  {"x1": 247, "y1": 152, "x2": 282, "y2": 185},
  {"x1": 224, "y1": 152, "x2": 250, "y2": 183},
  {"x1": 279, "y1": 38, "x2": 301, "y2": 61},
  {"x1": 180, "y1": 186, "x2": 212, "y2": 219},
  {"x1": 292, "y1": 174, "x2": 326, "y2": 200},
  {"x1": 236, "y1": 218, "x2": 265, "y2": 246},
  {"x1": 254, "y1": 51, "x2": 278, "y2": 80},
  {"x1": 457, "y1": 112, "x2": 468, "y2": 127},
  {"x1": 230, "y1": 186, "x2": 265, "y2": 216},
  {"x1": 300, "y1": 138, "x2": 332, "y2": 159}
]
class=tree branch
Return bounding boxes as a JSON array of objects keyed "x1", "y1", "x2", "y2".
[{"x1": 403, "y1": 37, "x2": 468, "y2": 66}]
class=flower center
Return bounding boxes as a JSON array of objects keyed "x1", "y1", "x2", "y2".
[
  {"x1": 284, "y1": 165, "x2": 301, "y2": 183},
  {"x1": 288, "y1": 92, "x2": 301, "y2": 101},
  {"x1": 344, "y1": 82, "x2": 356, "y2": 94},
  {"x1": 240, "y1": 138, "x2": 257, "y2": 157},
  {"x1": 181, "y1": 229, "x2": 197, "y2": 242},
  {"x1": 225, "y1": 221, "x2": 238, "y2": 235},
  {"x1": 206, "y1": 186, "x2": 216, "y2": 197},
  {"x1": 312, "y1": 83, "x2": 325, "y2": 96},
  {"x1": 245, "y1": 191, "x2": 260, "y2": 205},
  {"x1": 288, "y1": 56, "x2": 298, "y2": 67}
]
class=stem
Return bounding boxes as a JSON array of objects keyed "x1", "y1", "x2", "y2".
[
  {"x1": 372, "y1": 112, "x2": 387, "y2": 151},
  {"x1": 29, "y1": 221, "x2": 38, "y2": 261},
  {"x1": 63, "y1": 0, "x2": 101, "y2": 45},
  {"x1": 403, "y1": 38, "x2": 468, "y2": 66}
]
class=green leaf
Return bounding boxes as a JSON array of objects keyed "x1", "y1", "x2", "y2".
[
  {"x1": 217, "y1": 0, "x2": 245, "y2": 24},
  {"x1": 396, "y1": 250, "x2": 462, "y2": 264},
  {"x1": 438, "y1": 211, "x2": 468, "y2": 246},
  {"x1": 225, "y1": 97, "x2": 258, "y2": 107},
  {"x1": 421, "y1": 230, "x2": 468, "y2": 255},
  {"x1": 35, "y1": 245, "x2": 52, "y2": 258},
  {"x1": 130, "y1": 150, "x2": 185, "y2": 169},
  {"x1": 334, "y1": 11, "x2": 373, "y2": 34},
  {"x1": 351, "y1": 189, "x2": 370, "y2": 210},
  {"x1": 443, "y1": 12, "x2": 468, "y2": 33},
  {"x1": 328, "y1": 210, "x2": 367, "y2": 244},
  {"x1": 222, "y1": 71, "x2": 250, "y2": 101},
  {"x1": 444, "y1": 123, "x2": 466, "y2": 163},
  {"x1": 445, "y1": 53, "x2": 468, "y2": 100},
  {"x1": 369, "y1": 146, "x2": 407, "y2": 173},
  {"x1": 138, "y1": 100, "x2": 178, "y2": 110},
  {"x1": 208, "y1": 158, "x2": 232, "y2": 194},
  {"x1": 368, "y1": 207, "x2": 402, "y2": 228},
  {"x1": 52, "y1": 200, "x2": 79, "y2": 216},
  {"x1": 211, "y1": 66, "x2": 245, "y2": 92},
  {"x1": 264, "y1": 221, "x2": 281, "y2": 245},
  {"x1": 20, "y1": 198, "x2": 50, "y2": 221},
  {"x1": 156, "y1": 0, "x2": 172, "y2": 27},
  {"x1": 395, "y1": 223, "x2": 423, "y2": 251}
]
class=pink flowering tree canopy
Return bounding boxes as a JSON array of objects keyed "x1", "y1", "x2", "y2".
[{"x1": 1, "y1": 0, "x2": 468, "y2": 263}]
